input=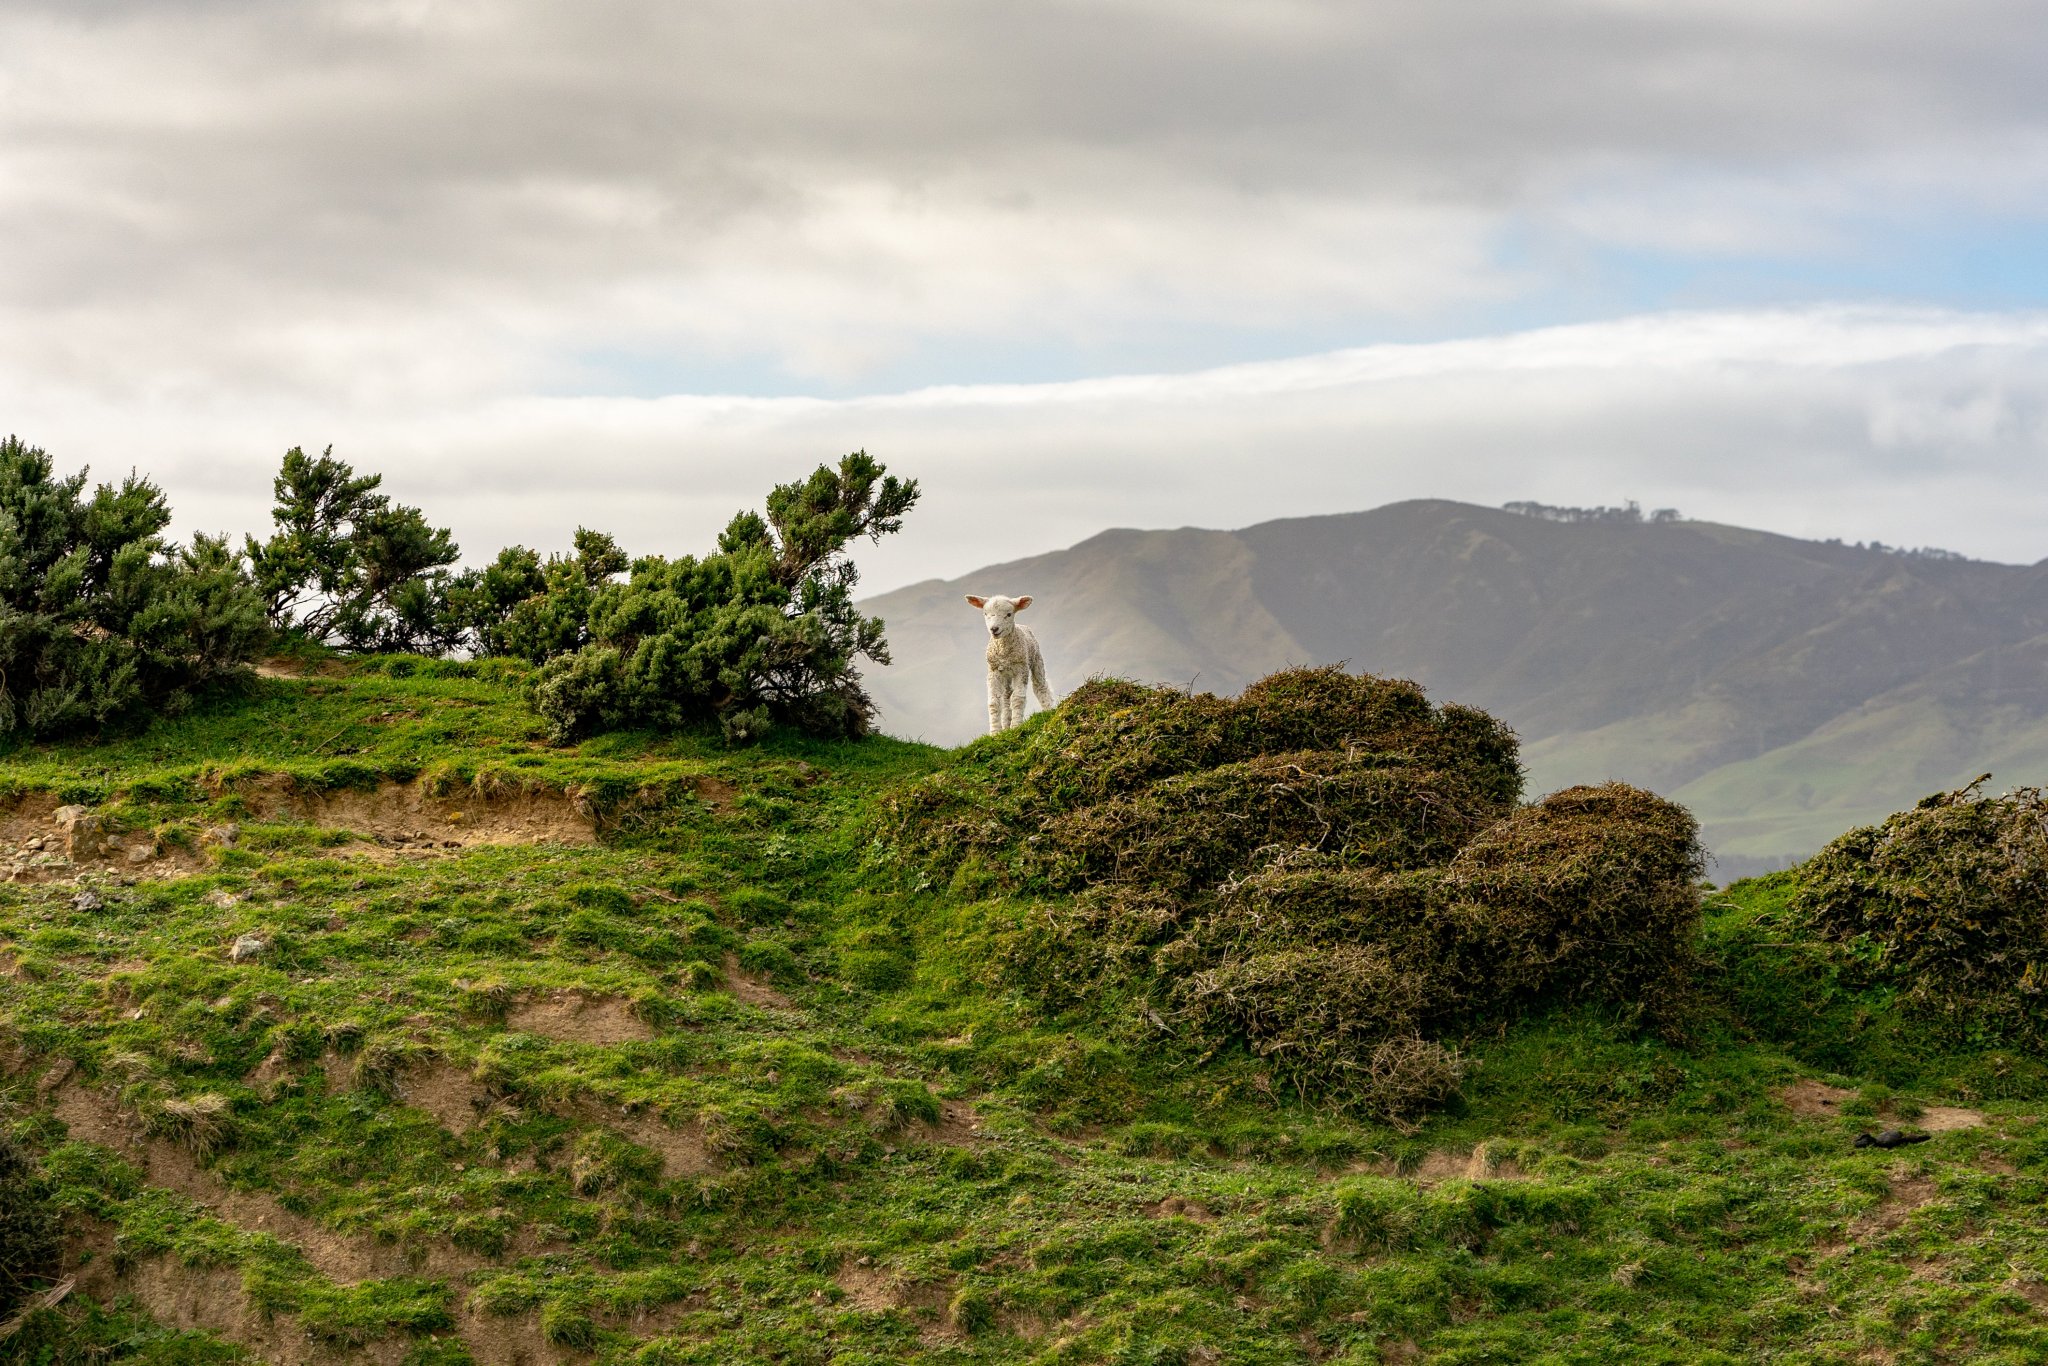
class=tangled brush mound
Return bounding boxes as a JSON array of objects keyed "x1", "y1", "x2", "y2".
[
  {"x1": 879, "y1": 668, "x2": 1704, "y2": 1117},
  {"x1": 1794, "y1": 778, "x2": 2048, "y2": 1048}
]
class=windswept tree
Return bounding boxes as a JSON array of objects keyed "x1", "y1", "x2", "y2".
[
  {"x1": 444, "y1": 527, "x2": 628, "y2": 661},
  {"x1": 245, "y1": 445, "x2": 460, "y2": 653},
  {"x1": 0, "y1": 435, "x2": 266, "y2": 738},
  {"x1": 530, "y1": 451, "x2": 917, "y2": 742}
]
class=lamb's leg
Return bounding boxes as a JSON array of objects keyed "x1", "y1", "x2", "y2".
[
  {"x1": 1007, "y1": 674, "x2": 1029, "y2": 728},
  {"x1": 1028, "y1": 641, "x2": 1053, "y2": 710},
  {"x1": 987, "y1": 670, "x2": 1005, "y2": 734}
]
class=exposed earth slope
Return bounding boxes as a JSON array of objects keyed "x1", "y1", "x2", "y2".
[{"x1": 861, "y1": 501, "x2": 2048, "y2": 873}]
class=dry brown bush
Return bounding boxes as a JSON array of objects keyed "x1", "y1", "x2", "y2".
[
  {"x1": 886, "y1": 669, "x2": 1703, "y2": 1111},
  {"x1": 1794, "y1": 779, "x2": 2048, "y2": 1046}
]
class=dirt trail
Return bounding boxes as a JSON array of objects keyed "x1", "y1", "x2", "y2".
[
  {"x1": 53, "y1": 1083, "x2": 443, "y2": 1283},
  {"x1": 245, "y1": 776, "x2": 597, "y2": 854},
  {"x1": 49, "y1": 1082, "x2": 580, "y2": 1364},
  {"x1": 1776, "y1": 1079, "x2": 1986, "y2": 1132},
  {"x1": 506, "y1": 990, "x2": 655, "y2": 1043},
  {"x1": 64, "y1": 1232, "x2": 408, "y2": 1366},
  {"x1": 1328, "y1": 1144, "x2": 1532, "y2": 1184},
  {"x1": 1, "y1": 777, "x2": 598, "y2": 884}
]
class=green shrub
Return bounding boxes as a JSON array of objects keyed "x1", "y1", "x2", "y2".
[
  {"x1": 1029, "y1": 752, "x2": 1497, "y2": 895},
  {"x1": 527, "y1": 452, "x2": 918, "y2": 743},
  {"x1": 443, "y1": 528, "x2": 626, "y2": 661},
  {"x1": 1791, "y1": 779, "x2": 2048, "y2": 1047},
  {"x1": 0, "y1": 435, "x2": 266, "y2": 739},
  {"x1": 244, "y1": 445, "x2": 460, "y2": 654}
]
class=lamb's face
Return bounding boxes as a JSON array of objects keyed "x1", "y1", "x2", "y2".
[{"x1": 966, "y1": 594, "x2": 1032, "y2": 639}]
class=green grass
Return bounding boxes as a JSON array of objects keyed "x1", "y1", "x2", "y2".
[{"x1": 4, "y1": 661, "x2": 2047, "y2": 1363}]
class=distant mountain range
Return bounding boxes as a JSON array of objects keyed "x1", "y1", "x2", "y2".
[{"x1": 858, "y1": 500, "x2": 2048, "y2": 876}]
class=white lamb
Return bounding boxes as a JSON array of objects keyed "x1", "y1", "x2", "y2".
[{"x1": 966, "y1": 594, "x2": 1053, "y2": 734}]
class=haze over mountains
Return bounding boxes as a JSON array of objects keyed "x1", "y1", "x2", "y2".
[{"x1": 860, "y1": 500, "x2": 2048, "y2": 876}]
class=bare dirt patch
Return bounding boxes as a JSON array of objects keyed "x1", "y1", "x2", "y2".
[
  {"x1": 692, "y1": 776, "x2": 738, "y2": 808},
  {"x1": 55, "y1": 1095, "x2": 548, "y2": 1363},
  {"x1": 458, "y1": 1302, "x2": 576, "y2": 1365},
  {"x1": 914, "y1": 1098, "x2": 985, "y2": 1147},
  {"x1": 505, "y1": 991, "x2": 654, "y2": 1044},
  {"x1": 1850, "y1": 1171, "x2": 1941, "y2": 1239},
  {"x1": 1143, "y1": 1195, "x2": 1214, "y2": 1222},
  {"x1": 0, "y1": 792, "x2": 205, "y2": 883},
  {"x1": 723, "y1": 959, "x2": 794, "y2": 1010},
  {"x1": 245, "y1": 1046, "x2": 296, "y2": 1098},
  {"x1": 1918, "y1": 1104, "x2": 1986, "y2": 1132},
  {"x1": 835, "y1": 1263, "x2": 903, "y2": 1312},
  {"x1": 1778, "y1": 1079, "x2": 1855, "y2": 1118},
  {"x1": 254, "y1": 656, "x2": 345, "y2": 680},
  {"x1": 1409, "y1": 1145, "x2": 1530, "y2": 1184},
  {"x1": 574, "y1": 1101, "x2": 716, "y2": 1179},
  {"x1": 1, "y1": 773, "x2": 593, "y2": 882},
  {"x1": 1331, "y1": 1145, "x2": 1530, "y2": 1183},
  {"x1": 1776, "y1": 1080, "x2": 1985, "y2": 1134},
  {"x1": 242, "y1": 777, "x2": 597, "y2": 854},
  {"x1": 398, "y1": 1062, "x2": 495, "y2": 1137},
  {"x1": 79, "y1": 1246, "x2": 406, "y2": 1365}
]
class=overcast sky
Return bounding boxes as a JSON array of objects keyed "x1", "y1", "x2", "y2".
[{"x1": 4, "y1": 0, "x2": 2047, "y2": 588}]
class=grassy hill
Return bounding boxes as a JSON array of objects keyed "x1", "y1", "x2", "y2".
[
  {"x1": 859, "y1": 501, "x2": 2048, "y2": 875},
  {"x1": 4, "y1": 663, "x2": 2048, "y2": 1364}
]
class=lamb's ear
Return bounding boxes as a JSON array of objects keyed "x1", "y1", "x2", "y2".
[
  {"x1": 965, "y1": 595, "x2": 986, "y2": 609},
  {"x1": 1013, "y1": 595, "x2": 1032, "y2": 611}
]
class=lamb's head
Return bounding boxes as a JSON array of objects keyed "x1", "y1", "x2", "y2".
[{"x1": 965, "y1": 594, "x2": 1032, "y2": 640}]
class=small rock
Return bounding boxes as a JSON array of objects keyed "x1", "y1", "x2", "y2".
[
  {"x1": 230, "y1": 934, "x2": 269, "y2": 962},
  {"x1": 35, "y1": 1058, "x2": 76, "y2": 1096},
  {"x1": 54, "y1": 805, "x2": 112, "y2": 860},
  {"x1": 201, "y1": 824, "x2": 241, "y2": 848},
  {"x1": 125, "y1": 845, "x2": 154, "y2": 865},
  {"x1": 70, "y1": 889, "x2": 106, "y2": 913},
  {"x1": 24, "y1": 836, "x2": 44, "y2": 851},
  {"x1": 204, "y1": 889, "x2": 242, "y2": 910}
]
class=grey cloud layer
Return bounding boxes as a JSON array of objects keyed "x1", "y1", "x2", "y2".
[
  {"x1": 5, "y1": 0, "x2": 2048, "y2": 399},
  {"x1": 3, "y1": 3, "x2": 2045, "y2": 587}
]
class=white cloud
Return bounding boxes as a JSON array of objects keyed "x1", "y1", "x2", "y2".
[{"x1": 6, "y1": 308, "x2": 2044, "y2": 589}]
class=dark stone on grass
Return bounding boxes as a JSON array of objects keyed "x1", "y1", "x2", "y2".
[{"x1": 1853, "y1": 1129, "x2": 1931, "y2": 1150}]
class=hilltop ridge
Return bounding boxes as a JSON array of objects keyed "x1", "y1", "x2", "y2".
[{"x1": 861, "y1": 499, "x2": 2048, "y2": 872}]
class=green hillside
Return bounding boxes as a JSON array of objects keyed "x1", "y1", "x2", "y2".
[
  {"x1": 5, "y1": 663, "x2": 2048, "y2": 1364},
  {"x1": 860, "y1": 501, "x2": 2048, "y2": 874}
]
